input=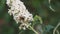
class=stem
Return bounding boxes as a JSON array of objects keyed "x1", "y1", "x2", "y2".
[
  {"x1": 29, "y1": 26, "x2": 39, "y2": 34},
  {"x1": 56, "y1": 30, "x2": 59, "y2": 34},
  {"x1": 53, "y1": 22, "x2": 60, "y2": 34},
  {"x1": 48, "y1": 0, "x2": 55, "y2": 12}
]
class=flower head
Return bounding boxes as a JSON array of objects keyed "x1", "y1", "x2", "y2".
[{"x1": 6, "y1": 0, "x2": 33, "y2": 30}]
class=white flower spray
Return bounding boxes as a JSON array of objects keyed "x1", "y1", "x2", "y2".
[
  {"x1": 6, "y1": 0, "x2": 33, "y2": 30},
  {"x1": 6, "y1": 0, "x2": 39, "y2": 34}
]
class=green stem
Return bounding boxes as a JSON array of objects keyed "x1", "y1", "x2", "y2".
[{"x1": 29, "y1": 26, "x2": 39, "y2": 34}]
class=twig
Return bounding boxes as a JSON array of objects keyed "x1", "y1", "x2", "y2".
[
  {"x1": 53, "y1": 22, "x2": 60, "y2": 34},
  {"x1": 48, "y1": 0, "x2": 55, "y2": 12},
  {"x1": 29, "y1": 26, "x2": 39, "y2": 34},
  {"x1": 56, "y1": 30, "x2": 59, "y2": 34}
]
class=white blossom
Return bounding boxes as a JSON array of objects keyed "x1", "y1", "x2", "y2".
[{"x1": 6, "y1": 0, "x2": 33, "y2": 30}]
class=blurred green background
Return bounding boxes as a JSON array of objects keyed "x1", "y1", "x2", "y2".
[{"x1": 0, "y1": 0, "x2": 60, "y2": 34}]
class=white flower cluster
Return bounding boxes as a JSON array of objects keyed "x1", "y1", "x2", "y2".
[{"x1": 6, "y1": 0, "x2": 33, "y2": 30}]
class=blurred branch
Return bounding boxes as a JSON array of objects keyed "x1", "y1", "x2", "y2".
[
  {"x1": 53, "y1": 22, "x2": 60, "y2": 34},
  {"x1": 48, "y1": 0, "x2": 55, "y2": 12},
  {"x1": 56, "y1": 30, "x2": 59, "y2": 34}
]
